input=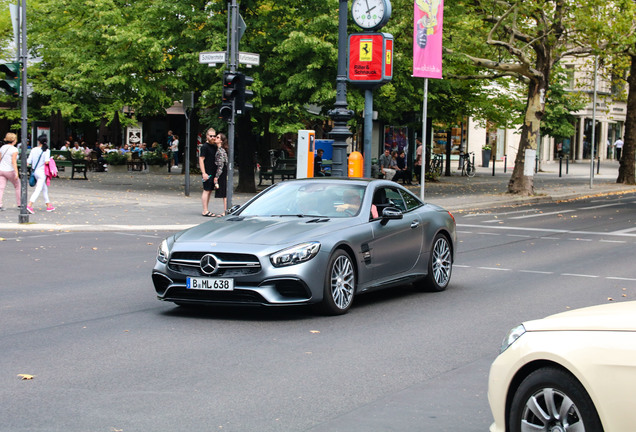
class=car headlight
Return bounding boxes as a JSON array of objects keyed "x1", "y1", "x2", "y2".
[
  {"x1": 157, "y1": 239, "x2": 170, "y2": 264},
  {"x1": 500, "y1": 324, "x2": 526, "y2": 353},
  {"x1": 270, "y1": 242, "x2": 321, "y2": 267}
]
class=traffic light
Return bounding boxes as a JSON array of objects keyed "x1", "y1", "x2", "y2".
[
  {"x1": 222, "y1": 71, "x2": 240, "y2": 103},
  {"x1": 0, "y1": 62, "x2": 20, "y2": 96},
  {"x1": 219, "y1": 102, "x2": 232, "y2": 122},
  {"x1": 235, "y1": 74, "x2": 254, "y2": 115}
]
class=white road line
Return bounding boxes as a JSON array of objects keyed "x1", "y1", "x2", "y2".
[
  {"x1": 510, "y1": 210, "x2": 575, "y2": 219},
  {"x1": 507, "y1": 234, "x2": 532, "y2": 238},
  {"x1": 457, "y1": 224, "x2": 636, "y2": 238},
  {"x1": 561, "y1": 273, "x2": 599, "y2": 278},
  {"x1": 478, "y1": 267, "x2": 512, "y2": 271},
  {"x1": 579, "y1": 203, "x2": 623, "y2": 210},
  {"x1": 519, "y1": 270, "x2": 554, "y2": 274},
  {"x1": 607, "y1": 276, "x2": 636, "y2": 281},
  {"x1": 567, "y1": 238, "x2": 593, "y2": 242},
  {"x1": 599, "y1": 239, "x2": 627, "y2": 244},
  {"x1": 610, "y1": 227, "x2": 636, "y2": 235}
]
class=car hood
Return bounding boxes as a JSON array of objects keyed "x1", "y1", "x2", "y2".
[
  {"x1": 524, "y1": 301, "x2": 636, "y2": 332},
  {"x1": 174, "y1": 216, "x2": 353, "y2": 246}
]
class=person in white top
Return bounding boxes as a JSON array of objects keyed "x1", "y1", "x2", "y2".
[
  {"x1": 0, "y1": 132, "x2": 21, "y2": 211},
  {"x1": 26, "y1": 135, "x2": 55, "y2": 214},
  {"x1": 171, "y1": 134, "x2": 180, "y2": 168},
  {"x1": 614, "y1": 137, "x2": 624, "y2": 161}
]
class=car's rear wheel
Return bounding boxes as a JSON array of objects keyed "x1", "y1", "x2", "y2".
[
  {"x1": 509, "y1": 367, "x2": 602, "y2": 432},
  {"x1": 417, "y1": 233, "x2": 452, "y2": 292},
  {"x1": 319, "y1": 250, "x2": 355, "y2": 315}
]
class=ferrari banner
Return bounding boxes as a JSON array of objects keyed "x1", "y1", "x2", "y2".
[{"x1": 413, "y1": 0, "x2": 444, "y2": 79}]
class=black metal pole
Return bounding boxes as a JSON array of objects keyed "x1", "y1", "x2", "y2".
[{"x1": 328, "y1": 0, "x2": 353, "y2": 177}]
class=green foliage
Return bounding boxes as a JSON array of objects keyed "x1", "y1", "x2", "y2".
[
  {"x1": 542, "y1": 69, "x2": 587, "y2": 141},
  {"x1": 142, "y1": 150, "x2": 168, "y2": 166},
  {"x1": 104, "y1": 151, "x2": 128, "y2": 165}
]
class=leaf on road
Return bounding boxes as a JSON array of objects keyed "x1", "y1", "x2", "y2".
[
  {"x1": 18, "y1": 374, "x2": 34, "y2": 380},
  {"x1": 310, "y1": 330, "x2": 320, "y2": 334}
]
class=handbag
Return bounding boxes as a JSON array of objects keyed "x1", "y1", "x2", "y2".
[{"x1": 29, "y1": 152, "x2": 43, "y2": 187}]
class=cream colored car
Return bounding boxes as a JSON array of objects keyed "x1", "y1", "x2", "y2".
[{"x1": 488, "y1": 301, "x2": 636, "y2": 432}]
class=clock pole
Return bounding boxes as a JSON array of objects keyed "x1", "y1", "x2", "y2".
[{"x1": 328, "y1": 0, "x2": 353, "y2": 177}]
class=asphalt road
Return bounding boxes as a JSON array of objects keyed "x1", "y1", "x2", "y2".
[{"x1": 1, "y1": 192, "x2": 634, "y2": 432}]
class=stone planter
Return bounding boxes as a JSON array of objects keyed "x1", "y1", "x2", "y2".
[
  {"x1": 107, "y1": 164, "x2": 128, "y2": 173},
  {"x1": 481, "y1": 149, "x2": 492, "y2": 168},
  {"x1": 147, "y1": 164, "x2": 168, "y2": 174}
]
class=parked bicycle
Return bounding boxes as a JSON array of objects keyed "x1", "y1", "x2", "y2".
[
  {"x1": 459, "y1": 152, "x2": 476, "y2": 177},
  {"x1": 430, "y1": 153, "x2": 443, "y2": 177}
]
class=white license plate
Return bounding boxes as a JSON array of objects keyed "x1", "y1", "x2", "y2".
[{"x1": 186, "y1": 277, "x2": 234, "y2": 291}]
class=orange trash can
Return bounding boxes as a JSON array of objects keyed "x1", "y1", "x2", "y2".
[{"x1": 348, "y1": 151, "x2": 363, "y2": 177}]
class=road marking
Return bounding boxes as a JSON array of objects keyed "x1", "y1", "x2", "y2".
[
  {"x1": 579, "y1": 203, "x2": 623, "y2": 210},
  {"x1": 607, "y1": 276, "x2": 636, "y2": 281},
  {"x1": 567, "y1": 238, "x2": 593, "y2": 242},
  {"x1": 457, "y1": 224, "x2": 636, "y2": 238},
  {"x1": 477, "y1": 267, "x2": 512, "y2": 271},
  {"x1": 520, "y1": 270, "x2": 554, "y2": 275},
  {"x1": 509, "y1": 210, "x2": 575, "y2": 219},
  {"x1": 599, "y1": 239, "x2": 627, "y2": 244},
  {"x1": 561, "y1": 273, "x2": 599, "y2": 278}
]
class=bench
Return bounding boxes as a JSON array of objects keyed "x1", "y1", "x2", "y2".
[
  {"x1": 258, "y1": 159, "x2": 297, "y2": 185},
  {"x1": 51, "y1": 150, "x2": 88, "y2": 179}
]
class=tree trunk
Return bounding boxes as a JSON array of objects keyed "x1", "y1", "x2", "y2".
[
  {"x1": 617, "y1": 53, "x2": 636, "y2": 185},
  {"x1": 508, "y1": 80, "x2": 545, "y2": 195}
]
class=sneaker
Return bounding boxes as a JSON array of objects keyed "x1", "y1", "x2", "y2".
[
  {"x1": 172, "y1": 165, "x2": 179, "y2": 169},
  {"x1": 46, "y1": 206, "x2": 56, "y2": 212},
  {"x1": 26, "y1": 206, "x2": 35, "y2": 214}
]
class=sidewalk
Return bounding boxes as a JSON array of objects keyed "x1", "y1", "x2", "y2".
[{"x1": 0, "y1": 160, "x2": 634, "y2": 232}]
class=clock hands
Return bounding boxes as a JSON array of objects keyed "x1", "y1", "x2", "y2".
[{"x1": 364, "y1": 0, "x2": 376, "y2": 18}]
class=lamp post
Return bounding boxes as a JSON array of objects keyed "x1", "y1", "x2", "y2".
[{"x1": 328, "y1": 0, "x2": 353, "y2": 177}]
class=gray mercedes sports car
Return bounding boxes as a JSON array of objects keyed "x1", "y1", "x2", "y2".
[{"x1": 152, "y1": 178, "x2": 456, "y2": 315}]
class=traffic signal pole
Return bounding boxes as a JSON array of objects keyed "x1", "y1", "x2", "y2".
[
  {"x1": 225, "y1": 0, "x2": 239, "y2": 211},
  {"x1": 18, "y1": 0, "x2": 28, "y2": 223}
]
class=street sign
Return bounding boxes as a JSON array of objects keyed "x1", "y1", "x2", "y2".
[
  {"x1": 238, "y1": 52, "x2": 260, "y2": 67},
  {"x1": 198, "y1": 51, "x2": 259, "y2": 67},
  {"x1": 199, "y1": 51, "x2": 226, "y2": 65}
]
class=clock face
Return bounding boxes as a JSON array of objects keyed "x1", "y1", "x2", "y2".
[{"x1": 351, "y1": 0, "x2": 391, "y2": 30}]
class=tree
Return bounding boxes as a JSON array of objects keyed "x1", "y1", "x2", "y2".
[
  {"x1": 619, "y1": 52, "x2": 636, "y2": 184},
  {"x1": 444, "y1": 0, "x2": 636, "y2": 195}
]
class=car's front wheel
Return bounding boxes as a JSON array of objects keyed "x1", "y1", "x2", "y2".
[
  {"x1": 509, "y1": 367, "x2": 602, "y2": 432},
  {"x1": 319, "y1": 250, "x2": 355, "y2": 315}
]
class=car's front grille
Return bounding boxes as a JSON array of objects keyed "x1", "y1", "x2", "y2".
[
  {"x1": 168, "y1": 252, "x2": 261, "y2": 277},
  {"x1": 164, "y1": 287, "x2": 266, "y2": 304}
]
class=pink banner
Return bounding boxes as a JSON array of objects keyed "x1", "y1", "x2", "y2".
[{"x1": 413, "y1": 0, "x2": 444, "y2": 79}]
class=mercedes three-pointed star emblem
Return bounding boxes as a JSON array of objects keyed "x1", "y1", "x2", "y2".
[{"x1": 200, "y1": 254, "x2": 219, "y2": 275}]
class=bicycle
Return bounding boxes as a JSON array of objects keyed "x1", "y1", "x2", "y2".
[
  {"x1": 459, "y1": 152, "x2": 476, "y2": 177},
  {"x1": 430, "y1": 153, "x2": 443, "y2": 177}
]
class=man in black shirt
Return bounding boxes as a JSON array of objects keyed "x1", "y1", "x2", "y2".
[{"x1": 198, "y1": 128, "x2": 218, "y2": 216}]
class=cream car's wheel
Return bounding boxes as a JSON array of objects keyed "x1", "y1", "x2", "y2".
[
  {"x1": 319, "y1": 250, "x2": 355, "y2": 315},
  {"x1": 509, "y1": 367, "x2": 602, "y2": 432}
]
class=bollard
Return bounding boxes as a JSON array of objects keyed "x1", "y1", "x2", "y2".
[
  {"x1": 597, "y1": 156, "x2": 600, "y2": 174},
  {"x1": 504, "y1": 155, "x2": 507, "y2": 173},
  {"x1": 566, "y1": 156, "x2": 569, "y2": 174},
  {"x1": 559, "y1": 156, "x2": 563, "y2": 177},
  {"x1": 492, "y1": 158, "x2": 495, "y2": 176}
]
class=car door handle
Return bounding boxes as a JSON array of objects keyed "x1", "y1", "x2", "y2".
[{"x1": 410, "y1": 221, "x2": 419, "y2": 229}]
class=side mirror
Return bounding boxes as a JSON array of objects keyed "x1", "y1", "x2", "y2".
[
  {"x1": 227, "y1": 204, "x2": 241, "y2": 215},
  {"x1": 380, "y1": 207, "x2": 403, "y2": 225}
]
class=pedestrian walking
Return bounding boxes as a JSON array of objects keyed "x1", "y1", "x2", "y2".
[
  {"x1": 199, "y1": 128, "x2": 218, "y2": 217},
  {"x1": 615, "y1": 137, "x2": 624, "y2": 161},
  {"x1": 214, "y1": 133, "x2": 229, "y2": 215},
  {"x1": 0, "y1": 132, "x2": 21, "y2": 211},
  {"x1": 26, "y1": 135, "x2": 55, "y2": 214}
]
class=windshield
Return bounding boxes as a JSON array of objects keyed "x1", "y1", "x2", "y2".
[{"x1": 239, "y1": 182, "x2": 366, "y2": 218}]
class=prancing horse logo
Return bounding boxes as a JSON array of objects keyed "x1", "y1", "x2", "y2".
[{"x1": 200, "y1": 254, "x2": 219, "y2": 275}]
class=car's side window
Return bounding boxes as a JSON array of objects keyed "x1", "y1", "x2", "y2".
[
  {"x1": 400, "y1": 189, "x2": 423, "y2": 211},
  {"x1": 385, "y1": 188, "x2": 406, "y2": 212}
]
